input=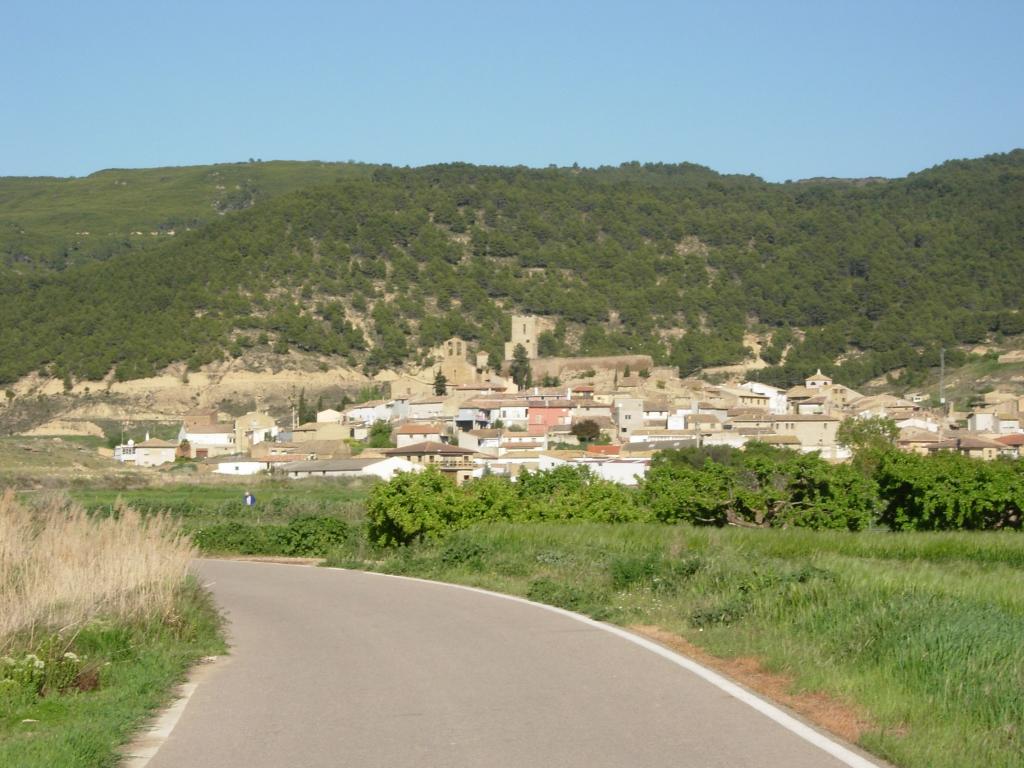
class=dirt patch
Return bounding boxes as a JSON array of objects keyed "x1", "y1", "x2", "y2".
[
  {"x1": 22, "y1": 419, "x2": 105, "y2": 438},
  {"x1": 629, "y1": 625, "x2": 874, "y2": 745}
]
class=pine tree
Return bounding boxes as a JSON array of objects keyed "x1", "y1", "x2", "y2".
[
  {"x1": 509, "y1": 344, "x2": 532, "y2": 390},
  {"x1": 433, "y1": 370, "x2": 448, "y2": 396}
]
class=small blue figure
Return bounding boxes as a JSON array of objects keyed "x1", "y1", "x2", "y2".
[{"x1": 244, "y1": 491, "x2": 256, "y2": 507}]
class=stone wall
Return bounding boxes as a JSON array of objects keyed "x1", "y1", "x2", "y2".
[{"x1": 527, "y1": 354, "x2": 654, "y2": 379}]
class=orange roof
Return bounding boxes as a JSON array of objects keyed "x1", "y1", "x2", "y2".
[
  {"x1": 586, "y1": 444, "x2": 621, "y2": 455},
  {"x1": 395, "y1": 423, "x2": 444, "y2": 435},
  {"x1": 994, "y1": 434, "x2": 1024, "y2": 446}
]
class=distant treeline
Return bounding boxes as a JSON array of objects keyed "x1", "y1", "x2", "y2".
[{"x1": 1, "y1": 152, "x2": 1023, "y2": 386}]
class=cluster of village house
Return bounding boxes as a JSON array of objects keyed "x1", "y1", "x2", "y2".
[{"x1": 114, "y1": 316, "x2": 1024, "y2": 486}]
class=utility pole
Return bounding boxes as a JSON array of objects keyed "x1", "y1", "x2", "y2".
[
  {"x1": 939, "y1": 347, "x2": 946, "y2": 438},
  {"x1": 939, "y1": 347, "x2": 946, "y2": 409}
]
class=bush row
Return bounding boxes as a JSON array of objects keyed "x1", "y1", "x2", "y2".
[
  {"x1": 366, "y1": 465, "x2": 642, "y2": 546},
  {"x1": 365, "y1": 443, "x2": 1024, "y2": 547},
  {"x1": 640, "y1": 444, "x2": 1024, "y2": 532},
  {"x1": 190, "y1": 516, "x2": 350, "y2": 556}
]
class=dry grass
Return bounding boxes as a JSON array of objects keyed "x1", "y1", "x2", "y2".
[{"x1": 0, "y1": 489, "x2": 195, "y2": 651}]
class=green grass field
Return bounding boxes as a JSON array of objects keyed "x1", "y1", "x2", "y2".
[
  {"x1": 70, "y1": 480, "x2": 372, "y2": 557},
  {"x1": 72, "y1": 479, "x2": 370, "y2": 526},
  {"x1": 325, "y1": 523, "x2": 1024, "y2": 768}
]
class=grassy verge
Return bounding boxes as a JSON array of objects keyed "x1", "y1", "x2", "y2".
[
  {"x1": 0, "y1": 580, "x2": 224, "y2": 767},
  {"x1": 0, "y1": 490, "x2": 226, "y2": 767},
  {"x1": 324, "y1": 523, "x2": 1024, "y2": 768}
]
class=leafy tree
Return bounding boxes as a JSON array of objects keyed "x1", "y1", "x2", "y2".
[
  {"x1": 537, "y1": 330, "x2": 561, "y2": 357},
  {"x1": 509, "y1": 343, "x2": 532, "y2": 390},
  {"x1": 513, "y1": 465, "x2": 646, "y2": 523},
  {"x1": 365, "y1": 467, "x2": 464, "y2": 546},
  {"x1": 875, "y1": 452, "x2": 1023, "y2": 530},
  {"x1": 570, "y1": 419, "x2": 601, "y2": 442},
  {"x1": 837, "y1": 416, "x2": 899, "y2": 454},
  {"x1": 367, "y1": 420, "x2": 392, "y2": 448},
  {"x1": 641, "y1": 443, "x2": 876, "y2": 530},
  {"x1": 640, "y1": 461, "x2": 736, "y2": 526},
  {"x1": 837, "y1": 415, "x2": 899, "y2": 475}
]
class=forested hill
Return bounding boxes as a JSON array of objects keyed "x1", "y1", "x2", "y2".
[
  {"x1": 0, "y1": 160, "x2": 375, "y2": 271},
  {"x1": 0, "y1": 151, "x2": 1022, "y2": 389}
]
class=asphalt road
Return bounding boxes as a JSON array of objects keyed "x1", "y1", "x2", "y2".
[{"x1": 142, "y1": 559, "x2": 879, "y2": 768}]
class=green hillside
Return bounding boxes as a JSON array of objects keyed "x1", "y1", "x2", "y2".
[
  {"x1": 0, "y1": 152, "x2": 1022, "y2": 388},
  {"x1": 0, "y1": 160, "x2": 375, "y2": 270}
]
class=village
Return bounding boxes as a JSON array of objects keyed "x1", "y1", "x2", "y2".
[{"x1": 112, "y1": 314, "x2": 1024, "y2": 486}]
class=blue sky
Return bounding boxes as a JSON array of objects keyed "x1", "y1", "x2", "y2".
[{"x1": 3, "y1": 0, "x2": 1021, "y2": 181}]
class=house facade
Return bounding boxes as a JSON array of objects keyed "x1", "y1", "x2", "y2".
[
  {"x1": 134, "y1": 438, "x2": 178, "y2": 467},
  {"x1": 178, "y1": 423, "x2": 235, "y2": 459},
  {"x1": 381, "y1": 442, "x2": 479, "y2": 485}
]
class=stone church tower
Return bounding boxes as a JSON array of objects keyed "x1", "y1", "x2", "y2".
[{"x1": 504, "y1": 314, "x2": 539, "y2": 360}]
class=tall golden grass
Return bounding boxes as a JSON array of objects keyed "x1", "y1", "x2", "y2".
[{"x1": 0, "y1": 490, "x2": 195, "y2": 651}]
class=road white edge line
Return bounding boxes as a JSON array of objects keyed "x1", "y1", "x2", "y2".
[
  {"x1": 334, "y1": 567, "x2": 883, "y2": 768},
  {"x1": 121, "y1": 679, "x2": 201, "y2": 768}
]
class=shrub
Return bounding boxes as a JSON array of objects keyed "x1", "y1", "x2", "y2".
[
  {"x1": 876, "y1": 452, "x2": 1024, "y2": 530},
  {"x1": 190, "y1": 516, "x2": 349, "y2": 556},
  {"x1": 609, "y1": 553, "x2": 702, "y2": 592},
  {"x1": 515, "y1": 466, "x2": 648, "y2": 523},
  {"x1": 439, "y1": 537, "x2": 486, "y2": 567},
  {"x1": 365, "y1": 468, "x2": 464, "y2": 546},
  {"x1": 641, "y1": 446, "x2": 877, "y2": 530},
  {"x1": 526, "y1": 578, "x2": 589, "y2": 611}
]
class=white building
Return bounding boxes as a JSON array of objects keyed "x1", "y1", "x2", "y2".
[
  {"x1": 178, "y1": 423, "x2": 235, "y2": 459},
  {"x1": 284, "y1": 456, "x2": 422, "y2": 481},
  {"x1": 407, "y1": 398, "x2": 445, "y2": 420},
  {"x1": 134, "y1": 438, "x2": 177, "y2": 467},
  {"x1": 395, "y1": 422, "x2": 446, "y2": 447},
  {"x1": 345, "y1": 400, "x2": 394, "y2": 425},
  {"x1": 207, "y1": 455, "x2": 272, "y2": 476},
  {"x1": 740, "y1": 381, "x2": 788, "y2": 415},
  {"x1": 571, "y1": 457, "x2": 649, "y2": 486},
  {"x1": 967, "y1": 411, "x2": 998, "y2": 433},
  {"x1": 805, "y1": 369, "x2": 833, "y2": 389},
  {"x1": 114, "y1": 440, "x2": 137, "y2": 464}
]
